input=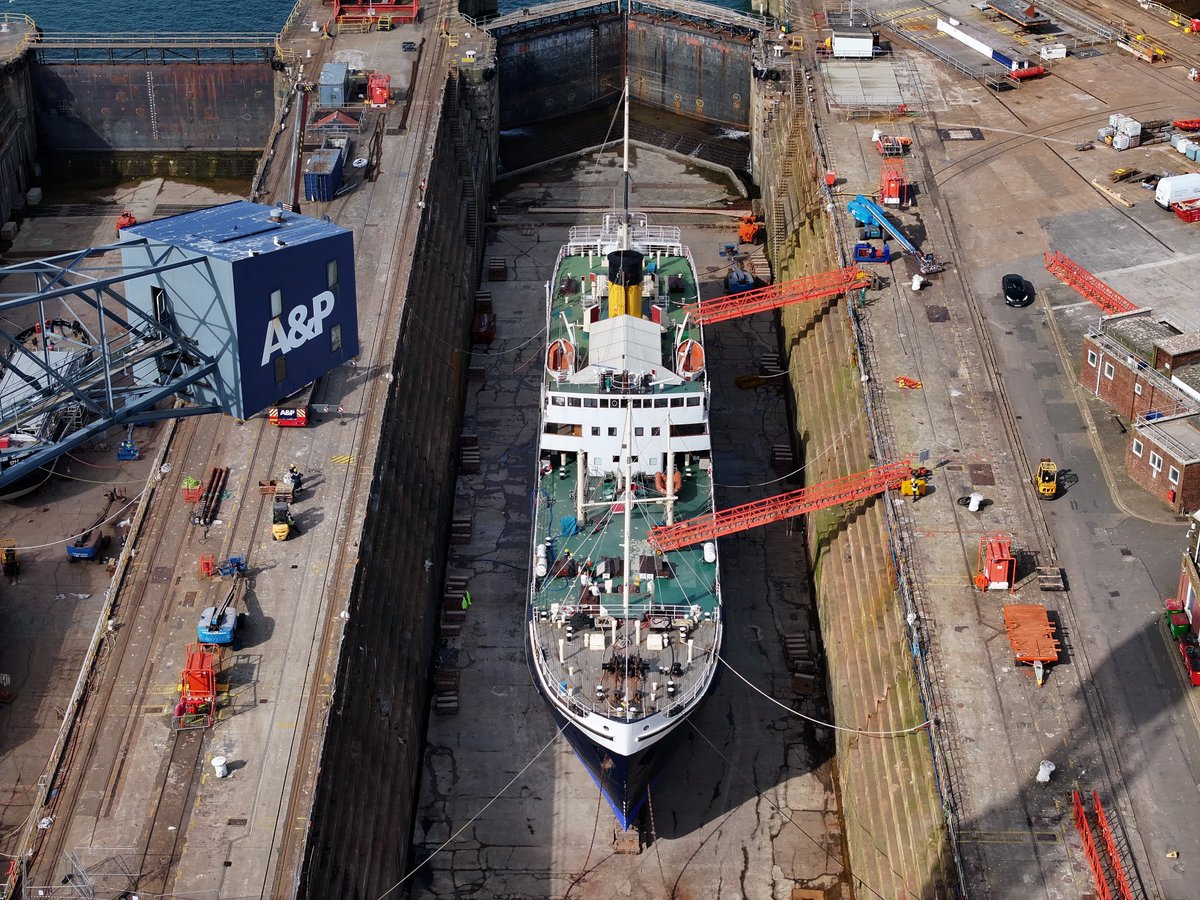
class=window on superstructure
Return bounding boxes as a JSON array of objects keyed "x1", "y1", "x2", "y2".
[
  {"x1": 274, "y1": 355, "x2": 287, "y2": 385},
  {"x1": 635, "y1": 427, "x2": 644, "y2": 436},
  {"x1": 608, "y1": 427, "x2": 617, "y2": 436},
  {"x1": 327, "y1": 259, "x2": 339, "y2": 288},
  {"x1": 654, "y1": 398, "x2": 668, "y2": 408},
  {"x1": 331, "y1": 324, "x2": 342, "y2": 353},
  {"x1": 568, "y1": 397, "x2": 581, "y2": 407},
  {"x1": 651, "y1": 427, "x2": 661, "y2": 436},
  {"x1": 671, "y1": 398, "x2": 683, "y2": 407},
  {"x1": 552, "y1": 396, "x2": 566, "y2": 406},
  {"x1": 592, "y1": 427, "x2": 600, "y2": 436},
  {"x1": 686, "y1": 397, "x2": 701, "y2": 407},
  {"x1": 270, "y1": 289, "x2": 283, "y2": 319},
  {"x1": 584, "y1": 398, "x2": 598, "y2": 407}
]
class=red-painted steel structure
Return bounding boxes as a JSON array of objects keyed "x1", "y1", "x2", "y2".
[
  {"x1": 1044, "y1": 251, "x2": 1139, "y2": 315},
  {"x1": 649, "y1": 461, "x2": 910, "y2": 552},
  {"x1": 692, "y1": 265, "x2": 865, "y2": 325},
  {"x1": 1093, "y1": 791, "x2": 1136, "y2": 900},
  {"x1": 1073, "y1": 789, "x2": 1114, "y2": 900},
  {"x1": 331, "y1": 0, "x2": 419, "y2": 24}
]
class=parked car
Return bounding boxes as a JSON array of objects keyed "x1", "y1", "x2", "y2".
[{"x1": 1002, "y1": 274, "x2": 1031, "y2": 307}]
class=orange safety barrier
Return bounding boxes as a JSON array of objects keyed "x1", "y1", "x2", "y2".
[
  {"x1": 693, "y1": 266, "x2": 865, "y2": 324},
  {"x1": 183, "y1": 486, "x2": 203, "y2": 503},
  {"x1": 199, "y1": 553, "x2": 216, "y2": 578},
  {"x1": 650, "y1": 461, "x2": 910, "y2": 551}
]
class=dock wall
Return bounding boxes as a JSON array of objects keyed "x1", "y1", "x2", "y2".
[
  {"x1": 491, "y1": 1, "x2": 756, "y2": 129},
  {"x1": 29, "y1": 60, "x2": 277, "y2": 180},
  {"x1": 0, "y1": 57, "x2": 37, "y2": 227},
  {"x1": 751, "y1": 73, "x2": 955, "y2": 896},
  {"x1": 297, "y1": 73, "x2": 496, "y2": 899}
]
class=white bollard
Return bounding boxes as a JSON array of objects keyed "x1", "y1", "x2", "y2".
[
  {"x1": 211, "y1": 756, "x2": 229, "y2": 778},
  {"x1": 967, "y1": 492, "x2": 985, "y2": 512},
  {"x1": 1035, "y1": 760, "x2": 1055, "y2": 784},
  {"x1": 911, "y1": 274, "x2": 924, "y2": 292}
]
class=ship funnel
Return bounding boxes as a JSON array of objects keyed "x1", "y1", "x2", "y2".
[{"x1": 607, "y1": 250, "x2": 644, "y2": 319}]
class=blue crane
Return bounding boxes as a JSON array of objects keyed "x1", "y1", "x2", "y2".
[{"x1": 846, "y1": 195, "x2": 944, "y2": 275}]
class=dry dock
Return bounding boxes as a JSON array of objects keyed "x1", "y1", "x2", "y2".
[{"x1": 5, "y1": 0, "x2": 1200, "y2": 895}]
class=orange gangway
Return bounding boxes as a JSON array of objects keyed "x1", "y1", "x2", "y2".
[
  {"x1": 693, "y1": 265, "x2": 865, "y2": 325},
  {"x1": 1043, "y1": 251, "x2": 1138, "y2": 315},
  {"x1": 649, "y1": 461, "x2": 910, "y2": 552}
]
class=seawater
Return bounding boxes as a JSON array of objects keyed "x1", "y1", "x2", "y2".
[{"x1": 10, "y1": 0, "x2": 752, "y2": 33}]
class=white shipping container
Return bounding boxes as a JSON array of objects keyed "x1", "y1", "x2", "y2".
[
  {"x1": 1113, "y1": 133, "x2": 1131, "y2": 150},
  {"x1": 1118, "y1": 118, "x2": 1142, "y2": 137},
  {"x1": 1040, "y1": 43, "x2": 1067, "y2": 60},
  {"x1": 1109, "y1": 113, "x2": 1122, "y2": 127}
]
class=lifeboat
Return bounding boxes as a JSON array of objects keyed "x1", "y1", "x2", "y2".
[
  {"x1": 676, "y1": 339, "x2": 705, "y2": 381},
  {"x1": 546, "y1": 338, "x2": 576, "y2": 382},
  {"x1": 655, "y1": 470, "x2": 684, "y2": 495}
]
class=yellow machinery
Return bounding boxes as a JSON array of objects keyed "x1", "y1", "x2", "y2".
[
  {"x1": 1033, "y1": 458, "x2": 1058, "y2": 499},
  {"x1": 900, "y1": 466, "x2": 929, "y2": 499},
  {"x1": 270, "y1": 481, "x2": 295, "y2": 540},
  {"x1": 0, "y1": 538, "x2": 16, "y2": 579}
]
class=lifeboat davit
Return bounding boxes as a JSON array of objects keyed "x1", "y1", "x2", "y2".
[
  {"x1": 546, "y1": 338, "x2": 576, "y2": 382},
  {"x1": 655, "y1": 470, "x2": 684, "y2": 494},
  {"x1": 676, "y1": 338, "x2": 705, "y2": 381}
]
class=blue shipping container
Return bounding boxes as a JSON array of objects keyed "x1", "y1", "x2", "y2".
[
  {"x1": 318, "y1": 61, "x2": 349, "y2": 107},
  {"x1": 304, "y1": 149, "x2": 344, "y2": 202}
]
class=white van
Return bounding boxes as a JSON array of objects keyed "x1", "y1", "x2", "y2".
[{"x1": 1155, "y1": 173, "x2": 1200, "y2": 208}]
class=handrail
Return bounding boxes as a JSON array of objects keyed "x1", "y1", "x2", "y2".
[{"x1": 0, "y1": 13, "x2": 38, "y2": 66}]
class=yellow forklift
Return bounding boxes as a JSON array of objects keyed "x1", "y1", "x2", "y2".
[{"x1": 1033, "y1": 458, "x2": 1058, "y2": 500}]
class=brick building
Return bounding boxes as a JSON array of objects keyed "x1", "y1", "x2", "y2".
[
  {"x1": 1079, "y1": 313, "x2": 1200, "y2": 512},
  {"x1": 1125, "y1": 415, "x2": 1200, "y2": 513}
]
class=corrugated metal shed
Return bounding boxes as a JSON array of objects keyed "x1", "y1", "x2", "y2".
[{"x1": 122, "y1": 200, "x2": 346, "y2": 262}]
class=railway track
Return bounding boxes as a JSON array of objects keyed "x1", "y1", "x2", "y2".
[{"x1": 28, "y1": 405, "x2": 286, "y2": 889}]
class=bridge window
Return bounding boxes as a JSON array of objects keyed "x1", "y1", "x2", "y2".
[
  {"x1": 271, "y1": 289, "x2": 283, "y2": 319},
  {"x1": 327, "y1": 259, "x2": 339, "y2": 288}
]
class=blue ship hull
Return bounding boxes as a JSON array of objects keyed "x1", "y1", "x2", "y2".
[{"x1": 544, "y1": 701, "x2": 686, "y2": 831}]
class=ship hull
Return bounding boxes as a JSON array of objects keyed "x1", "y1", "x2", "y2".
[{"x1": 542, "y1": 696, "x2": 688, "y2": 831}]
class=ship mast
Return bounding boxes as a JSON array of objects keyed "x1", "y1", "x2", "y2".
[{"x1": 621, "y1": 76, "x2": 631, "y2": 250}]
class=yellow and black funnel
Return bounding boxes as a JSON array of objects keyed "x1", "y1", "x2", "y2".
[{"x1": 607, "y1": 249, "x2": 644, "y2": 319}]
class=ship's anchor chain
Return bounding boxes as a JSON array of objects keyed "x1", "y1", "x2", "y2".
[{"x1": 646, "y1": 781, "x2": 658, "y2": 845}]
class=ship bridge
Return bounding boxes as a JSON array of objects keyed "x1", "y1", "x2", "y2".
[{"x1": 0, "y1": 201, "x2": 358, "y2": 490}]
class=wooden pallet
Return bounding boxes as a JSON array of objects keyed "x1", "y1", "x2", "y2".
[{"x1": 1036, "y1": 566, "x2": 1066, "y2": 591}]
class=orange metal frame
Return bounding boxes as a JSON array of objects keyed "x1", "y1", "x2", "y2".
[
  {"x1": 1093, "y1": 791, "x2": 1136, "y2": 900},
  {"x1": 649, "y1": 461, "x2": 910, "y2": 552},
  {"x1": 1001, "y1": 604, "x2": 1060, "y2": 663},
  {"x1": 975, "y1": 533, "x2": 1016, "y2": 592},
  {"x1": 693, "y1": 266, "x2": 865, "y2": 325},
  {"x1": 1043, "y1": 251, "x2": 1138, "y2": 315},
  {"x1": 177, "y1": 642, "x2": 219, "y2": 730}
]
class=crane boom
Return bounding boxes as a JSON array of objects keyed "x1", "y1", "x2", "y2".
[
  {"x1": 649, "y1": 461, "x2": 911, "y2": 552},
  {"x1": 846, "y1": 195, "x2": 944, "y2": 274},
  {"x1": 693, "y1": 266, "x2": 866, "y2": 324}
]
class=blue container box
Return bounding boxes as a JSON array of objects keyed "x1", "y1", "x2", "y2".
[{"x1": 303, "y1": 148, "x2": 344, "y2": 202}]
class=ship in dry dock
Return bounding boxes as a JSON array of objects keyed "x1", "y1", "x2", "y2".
[{"x1": 525, "y1": 86, "x2": 723, "y2": 831}]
